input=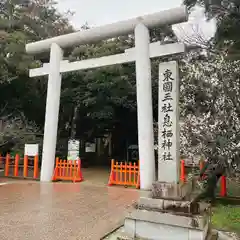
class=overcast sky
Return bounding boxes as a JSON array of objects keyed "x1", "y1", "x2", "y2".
[{"x1": 56, "y1": 0, "x2": 216, "y2": 40}]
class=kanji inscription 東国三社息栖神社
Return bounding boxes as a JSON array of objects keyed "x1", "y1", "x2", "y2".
[{"x1": 158, "y1": 61, "x2": 180, "y2": 183}]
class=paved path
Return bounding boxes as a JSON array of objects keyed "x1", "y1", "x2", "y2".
[{"x1": 0, "y1": 181, "x2": 140, "y2": 240}]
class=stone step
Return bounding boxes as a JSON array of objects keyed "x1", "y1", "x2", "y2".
[
  {"x1": 126, "y1": 209, "x2": 209, "y2": 230},
  {"x1": 116, "y1": 230, "x2": 218, "y2": 240}
]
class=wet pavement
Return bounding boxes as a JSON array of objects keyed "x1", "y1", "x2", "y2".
[{"x1": 0, "y1": 180, "x2": 140, "y2": 240}]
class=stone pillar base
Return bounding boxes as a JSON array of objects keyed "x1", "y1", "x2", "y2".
[{"x1": 151, "y1": 181, "x2": 193, "y2": 200}]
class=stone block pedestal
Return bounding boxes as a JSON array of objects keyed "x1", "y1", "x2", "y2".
[
  {"x1": 121, "y1": 196, "x2": 211, "y2": 240},
  {"x1": 124, "y1": 209, "x2": 210, "y2": 240}
]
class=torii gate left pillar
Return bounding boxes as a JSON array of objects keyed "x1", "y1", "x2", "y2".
[
  {"x1": 26, "y1": 7, "x2": 188, "y2": 189},
  {"x1": 134, "y1": 23, "x2": 155, "y2": 189},
  {"x1": 40, "y1": 43, "x2": 63, "y2": 182}
]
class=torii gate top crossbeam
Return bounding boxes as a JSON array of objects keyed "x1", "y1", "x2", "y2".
[{"x1": 26, "y1": 6, "x2": 188, "y2": 55}]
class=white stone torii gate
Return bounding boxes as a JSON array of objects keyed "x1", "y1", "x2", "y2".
[{"x1": 26, "y1": 6, "x2": 188, "y2": 190}]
